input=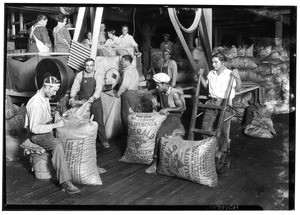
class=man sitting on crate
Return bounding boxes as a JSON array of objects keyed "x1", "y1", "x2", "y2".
[
  {"x1": 145, "y1": 73, "x2": 186, "y2": 174},
  {"x1": 25, "y1": 76, "x2": 81, "y2": 194},
  {"x1": 69, "y1": 57, "x2": 109, "y2": 149},
  {"x1": 197, "y1": 52, "x2": 242, "y2": 151}
]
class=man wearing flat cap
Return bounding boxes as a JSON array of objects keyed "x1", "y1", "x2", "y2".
[
  {"x1": 145, "y1": 73, "x2": 186, "y2": 174},
  {"x1": 160, "y1": 33, "x2": 174, "y2": 54}
]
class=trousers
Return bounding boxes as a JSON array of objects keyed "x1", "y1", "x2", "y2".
[
  {"x1": 30, "y1": 132, "x2": 71, "y2": 184},
  {"x1": 121, "y1": 90, "x2": 141, "y2": 132},
  {"x1": 202, "y1": 99, "x2": 232, "y2": 151},
  {"x1": 90, "y1": 97, "x2": 107, "y2": 143},
  {"x1": 153, "y1": 114, "x2": 182, "y2": 159}
]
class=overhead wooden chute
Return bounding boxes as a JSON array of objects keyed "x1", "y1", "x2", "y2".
[{"x1": 168, "y1": 8, "x2": 213, "y2": 73}]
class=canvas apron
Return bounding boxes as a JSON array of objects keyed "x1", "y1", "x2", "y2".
[{"x1": 31, "y1": 24, "x2": 50, "y2": 53}]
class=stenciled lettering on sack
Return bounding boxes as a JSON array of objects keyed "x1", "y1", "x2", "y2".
[
  {"x1": 65, "y1": 138, "x2": 84, "y2": 181},
  {"x1": 183, "y1": 147, "x2": 192, "y2": 179},
  {"x1": 128, "y1": 129, "x2": 156, "y2": 140},
  {"x1": 163, "y1": 143, "x2": 178, "y2": 174}
]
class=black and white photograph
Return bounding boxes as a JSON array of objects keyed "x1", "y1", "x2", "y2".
[{"x1": 1, "y1": 1, "x2": 297, "y2": 212}]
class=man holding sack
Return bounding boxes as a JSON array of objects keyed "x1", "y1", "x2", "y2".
[{"x1": 69, "y1": 58, "x2": 109, "y2": 149}]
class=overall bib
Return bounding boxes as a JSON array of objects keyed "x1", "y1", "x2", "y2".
[{"x1": 80, "y1": 72, "x2": 107, "y2": 144}]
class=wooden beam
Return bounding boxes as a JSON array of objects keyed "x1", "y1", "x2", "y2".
[
  {"x1": 19, "y1": 11, "x2": 24, "y2": 31},
  {"x1": 73, "y1": 7, "x2": 86, "y2": 42},
  {"x1": 275, "y1": 18, "x2": 283, "y2": 47},
  {"x1": 11, "y1": 12, "x2": 15, "y2": 36},
  {"x1": 168, "y1": 8, "x2": 198, "y2": 74},
  {"x1": 90, "y1": 7, "x2": 103, "y2": 60},
  {"x1": 203, "y1": 9, "x2": 212, "y2": 49}
]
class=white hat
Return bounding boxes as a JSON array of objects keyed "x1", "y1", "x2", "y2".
[{"x1": 153, "y1": 73, "x2": 171, "y2": 83}]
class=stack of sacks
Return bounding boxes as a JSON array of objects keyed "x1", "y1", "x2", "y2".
[{"x1": 214, "y1": 41, "x2": 292, "y2": 115}]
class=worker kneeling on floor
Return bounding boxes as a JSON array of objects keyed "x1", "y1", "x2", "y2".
[{"x1": 25, "y1": 76, "x2": 81, "y2": 194}]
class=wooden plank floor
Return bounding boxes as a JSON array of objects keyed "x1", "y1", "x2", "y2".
[{"x1": 4, "y1": 113, "x2": 293, "y2": 210}]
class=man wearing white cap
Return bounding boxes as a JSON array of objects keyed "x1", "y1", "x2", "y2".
[
  {"x1": 145, "y1": 73, "x2": 186, "y2": 174},
  {"x1": 25, "y1": 76, "x2": 81, "y2": 194},
  {"x1": 160, "y1": 33, "x2": 174, "y2": 54}
]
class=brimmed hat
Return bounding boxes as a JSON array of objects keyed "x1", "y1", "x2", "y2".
[
  {"x1": 153, "y1": 73, "x2": 171, "y2": 83},
  {"x1": 162, "y1": 33, "x2": 170, "y2": 38}
]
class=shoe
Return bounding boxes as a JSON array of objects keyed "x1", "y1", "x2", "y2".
[
  {"x1": 98, "y1": 167, "x2": 107, "y2": 174},
  {"x1": 61, "y1": 180, "x2": 81, "y2": 194},
  {"x1": 102, "y1": 142, "x2": 110, "y2": 149},
  {"x1": 145, "y1": 161, "x2": 157, "y2": 174}
]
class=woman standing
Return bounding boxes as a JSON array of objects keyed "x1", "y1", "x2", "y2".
[
  {"x1": 28, "y1": 14, "x2": 52, "y2": 53},
  {"x1": 104, "y1": 29, "x2": 120, "y2": 47},
  {"x1": 81, "y1": 31, "x2": 93, "y2": 48},
  {"x1": 53, "y1": 13, "x2": 71, "y2": 53}
]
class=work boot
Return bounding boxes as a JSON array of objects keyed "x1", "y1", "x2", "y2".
[
  {"x1": 61, "y1": 180, "x2": 81, "y2": 194},
  {"x1": 102, "y1": 142, "x2": 110, "y2": 149}
]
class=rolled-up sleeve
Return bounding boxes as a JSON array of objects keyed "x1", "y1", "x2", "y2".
[{"x1": 70, "y1": 72, "x2": 82, "y2": 98}]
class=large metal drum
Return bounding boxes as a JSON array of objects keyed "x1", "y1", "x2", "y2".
[{"x1": 35, "y1": 58, "x2": 75, "y2": 102}]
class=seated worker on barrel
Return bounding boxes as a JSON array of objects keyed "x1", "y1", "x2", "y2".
[
  {"x1": 198, "y1": 52, "x2": 242, "y2": 151},
  {"x1": 25, "y1": 76, "x2": 81, "y2": 194},
  {"x1": 145, "y1": 73, "x2": 186, "y2": 174}
]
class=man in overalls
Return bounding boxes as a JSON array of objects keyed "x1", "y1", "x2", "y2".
[
  {"x1": 160, "y1": 49, "x2": 178, "y2": 87},
  {"x1": 145, "y1": 73, "x2": 186, "y2": 174},
  {"x1": 69, "y1": 58, "x2": 109, "y2": 153}
]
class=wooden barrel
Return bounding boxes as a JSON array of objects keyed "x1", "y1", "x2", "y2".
[{"x1": 31, "y1": 152, "x2": 54, "y2": 180}]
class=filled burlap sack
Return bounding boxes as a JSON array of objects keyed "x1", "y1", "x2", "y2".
[
  {"x1": 158, "y1": 136, "x2": 218, "y2": 187},
  {"x1": 119, "y1": 111, "x2": 167, "y2": 165},
  {"x1": 56, "y1": 104, "x2": 102, "y2": 185},
  {"x1": 5, "y1": 95, "x2": 19, "y2": 119}
]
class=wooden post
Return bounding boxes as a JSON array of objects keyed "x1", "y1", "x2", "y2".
[
  {"x1": 168, "y1": 8, "x2": 199, "y2": 74},
  {"x1": 19, "y1": 11, "x2": 24, "y2": 31},
  {"x1": 90, "y1": 7, "x2": 95, "y2": 32},
  {"x1": 90, "y1": 7, "x2": 103, "y2": 59},
  {"x1": 73, "y1": 7, "x2": 86, "y2": 42},
  {"x1": 275, "y1": 16, "x2": 283, "y2": 47},
  {"x1": 11, "y1": 12, "x2": 15, "y2": 36},
  {"x1": 203, "y1": 9, "x2": 212, "y2": 49}
]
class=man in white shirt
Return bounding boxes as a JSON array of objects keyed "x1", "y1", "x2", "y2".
[
  {"x1": 198, "y1": 53, "x2": 242, "y2": 151},
  {"x1": 118, "y1": 25, "x2": 141, "y2": 56},
  {"x1": 25, "y1": 76, "x2": 81, "y2": 194},
  {"x1": 116, "y1": 54, "x2": 140, "y2": 132}
]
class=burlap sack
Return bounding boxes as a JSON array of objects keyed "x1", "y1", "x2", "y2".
[
  {"x1": 120, "y1": 111, "x2": 167, "y2": 165},
  {"x1": 158, "y1": 136, "x2": 218, "y2": 187},
  {"x1": 56, "y1": 105, "x2": 102, "y2": 185}
]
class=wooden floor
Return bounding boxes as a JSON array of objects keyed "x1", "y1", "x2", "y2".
[{"x1": 4, "y1": 113, "x2": 293, "y2": 210}]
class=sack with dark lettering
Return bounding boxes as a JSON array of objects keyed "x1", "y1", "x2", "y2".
[
  {"x1": 120, "y1": 112, "x2": 167, "y2": 164},
  {"x1": 158, "y1": 136, "x2": 218, "y2": 187},
  {"x1": 55, "y1": 113, "x2": 102, "y2": 185}
]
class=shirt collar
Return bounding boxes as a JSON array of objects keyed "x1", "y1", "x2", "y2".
[{"x1": 37, "y1": 90, "x2": 49, "y2": 103}]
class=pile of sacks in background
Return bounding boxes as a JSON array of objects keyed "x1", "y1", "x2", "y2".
[
  {"x1": 5, "y1": 95, "x2": 29, "y2": 161},
  {"x1": 213, "y1": 39, "x2": 293, "y2": 115}
]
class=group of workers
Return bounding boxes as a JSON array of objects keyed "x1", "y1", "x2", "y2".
[
  {"x1": 24, "y1": 13, "x2": 242, "y2": 195},
  {"x1": 28, "y1": 14, "x2": 142, "y2": 57}
]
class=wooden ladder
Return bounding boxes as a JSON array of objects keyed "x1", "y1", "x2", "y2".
[
  {"x1": 188, "y1": 74, "x2": 235, "y2": 142},
  {"x1": 188, "y1": 74, "x2": 235, "y2": 174}
]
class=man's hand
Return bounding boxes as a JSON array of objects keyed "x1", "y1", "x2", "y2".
[
  {"x1": 231, "y1": 69, "x2": 240, "y2": 79},
  {"x1": 53, "y1": 119, "x2": 64, "y2": 129},
  {"x1": 88, "y1": 96, "x2": 96, "y2": 103},
  {"x1": 197, "y1": 68, "x2": 205, "y2": 77},
  {"x1": 159, "y1": 108, "x2": 169, "y2": 115}
]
